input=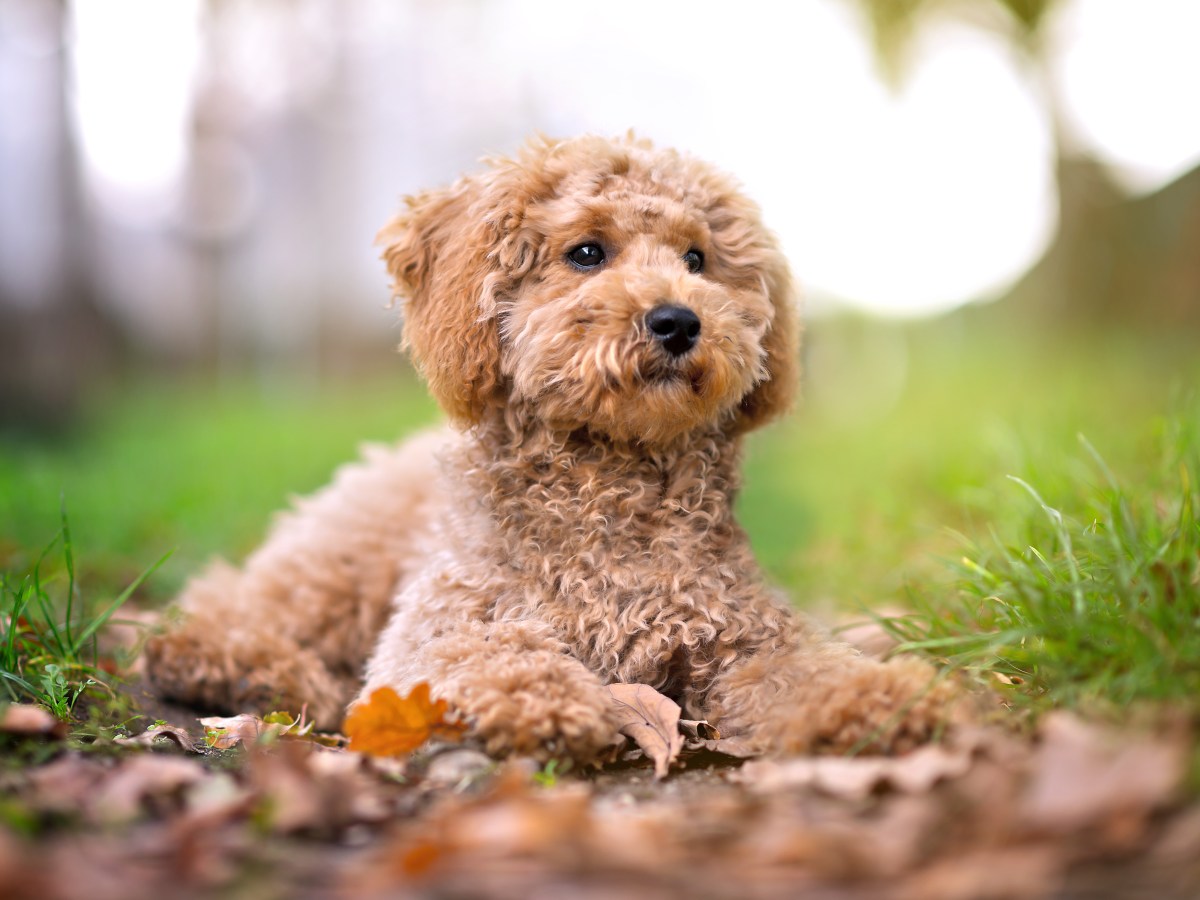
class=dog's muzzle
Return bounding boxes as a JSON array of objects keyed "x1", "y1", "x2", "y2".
[{"x1": 645, "y1": 304, "x2": 701, "y2": 357}]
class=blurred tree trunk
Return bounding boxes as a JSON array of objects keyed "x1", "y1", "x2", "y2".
[
  {"x1": 0, "y1": 0, "x2": 123, "y2": 430},
  {"x1": 845, "y1": 0, "x2": 1200, "y2": 328}
]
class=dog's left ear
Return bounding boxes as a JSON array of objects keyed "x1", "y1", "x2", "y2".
[
  {"x1": 377, "y1": 166, "x2": 537, "y2": 423},
  {"x1": 733, "y1": 247, "x2": 801, "y2": 433},
  {"x1": 705, "y1": 185, "x2": 801, "y2": 434}
]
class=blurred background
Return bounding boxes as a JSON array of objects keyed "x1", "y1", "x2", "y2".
[{"x1": 2, "y1": 0, "x2": 1198, "y2": 607}]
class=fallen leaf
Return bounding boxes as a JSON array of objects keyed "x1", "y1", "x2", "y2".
[
  {"x1": 247, "y1": 742, "x2": 395, "y2": 835},
  {"x1": 1152, "y1": 804, "x2": 1200, "y2": 864},
  {"x1": 992, "y1": 672, "x2": 1024, "y2": 686},
  {"x1": 684, "y1": 735, "x2": 760, "y2": 760},
  {"x1": 423, "y1": 748, "x2": 495, "y2": 789},
  {"x1": 834, "y1": 607, "x2": 906, "y2": 659},
  {"x1": 885, "y1": 741, "x2": 980, "y2": 792},
  {"x1": 90, "y1": 754, "x2": 208, "y2": 824},
  {"x1": 114, "y1": 723, "x2": 198, "y2": 752},
  {"x1": 181, "y1": 771, "x2": 251, "y2": 821},
  {"x1": 342, "y1": 683, "x2": 465, "y2": 757},
  {"x1": 350, "y1": 765, "x2": 596, "y2": 891},
  {"x1": 265, "y1": 709, "x2": 346, "y2": 746},
  {"x1": 249, "y1": 747, "x2": 327, "y2": 833},
  {"x1": 738, "y1": 757, "x2": 886, "y2": 801},
  {"x1": 1020, "y1": 711, "x2": 1187, "y2": 833},
  {"x1": 899, "y1": 846, "x2": 1065, "y2": 900},
  {"x1": 607, "y1": 683, "x2": 683, "y2": 779},
  {"x1": 679, "y1": 718, "x2": 720, "y2": 741},
  {"x1": 198, "y1": 710, "x2": 328, "y2": 750},
  {"x1": 26, "y1": 755, "x2": 109, "y2": 814},
  {"x1": 736, "y1": 740, "x2": 975, "y2": 801},
  {"x1": 201, "y1": 713, "x2": 279, "y2": 749},
  {"x1": 263, "y1": 708, "x2": 315, "y2": 736},
  {"x1": 0, "y1": 704, "x2": 66, "y2": 739}
]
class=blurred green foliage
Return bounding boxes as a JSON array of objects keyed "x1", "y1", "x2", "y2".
[
  {"x1": 1, "y1": 373, "x2": 438, "y2": 599},
  {"x1": 847, "y1": 0, "x2": 1060, "y2": 83}
]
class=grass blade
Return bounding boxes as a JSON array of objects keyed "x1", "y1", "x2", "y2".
[
  {"x1": 60, "y1": 499, "x2": 77, "y2": 653},
  {"x1": 1006, "y1": 475, "x2": 1086, "y2": 617},
  {"x1": 70, "y1": 549, "x2": 173, "y2": 654}
]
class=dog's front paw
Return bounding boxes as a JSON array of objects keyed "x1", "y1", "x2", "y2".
[
  {"x1": 450, "y1": 653, "x2": 622, "y2": 762},
  {"x1": 769, "y1": 656, "x2": 967, "y2": 755}
]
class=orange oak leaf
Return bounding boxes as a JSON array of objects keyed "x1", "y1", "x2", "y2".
[{"x1": 343, "y1": 683, "x2": 465, "y2": 757}]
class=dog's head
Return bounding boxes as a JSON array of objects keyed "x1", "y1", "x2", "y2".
[{"x1": 379, "y1": 134, "x2": 799, "y2": 444}]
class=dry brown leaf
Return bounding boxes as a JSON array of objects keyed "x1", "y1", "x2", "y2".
[
  {"x1": 200, "y1": 713, "x2": 283, "y2": 749},
  {"x1": 244, "y1": 742, "x2": 395, "y2": 834},
  {"x1": 198, "y1": 709, "x2": 333, "y2": 750},
  {"x1": 423, "y1": 748, "x2": 495, "y2": 788},
  {"x1": 834, "y1": 606, "x2": 906, "y2": 659},
  {"x1": 90, "y1": 754, "x2": 209, "y2": 824},
  {"x1": 26, "y1": 755, "x2": 109, "y2": 814},
  {"x1": 115, "y1": 723, "x2": 198, "y2": 752},
  {"x1": 307, "y1": 747, "x2": 394, "y2": 823},
  {"x1": 607, "y1": 683, "x2": 683, "y2": 779},
  {"x1": 679, "y1": 718, "x2": 720, "y2": 741},
  {"x1": 1020, "y1": 711, "x2": 1188, "y2": 833},
  {"x1": 886, "y1": 742, "x2": 978, "y2": 793},
  {"x1": 899, "y1": 846, "x2": 1065, "y2": 900},
  {"x1": 342, "y1": 683, "x2": 465, "y2": 757},
  {"x1": 686, "y1": 734, "x2": 761, "y2": 760},
  {"x1": 1152, "y1": 805, "x2": 1200, "y2": 864},
  {"x1": 249, "y1": 747, "x2": 327, "y2": 833},
  {"x1": 737, "y1": 741, "x2": 975, "y2": 801},
  {"x1": 738, "y1": 757, "x2": 885, "y2": 801},
  {"x1": 350, "y1": 766, "x2": 595, "y2": 892},
  {"x1": 0, "y1": 704, "x2": 66, "y2": 739},
  {"x1": 180, "y1": 770, "x2": 251, "y2": 823}
]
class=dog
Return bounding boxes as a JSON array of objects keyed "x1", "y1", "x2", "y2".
[{"x1": 145, "y1": 134, "x2": 957, "y2": 760}]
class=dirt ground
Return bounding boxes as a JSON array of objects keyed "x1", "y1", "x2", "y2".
[{"x1": 2, "y1": 675, "x2": 1198, "y2": 900}]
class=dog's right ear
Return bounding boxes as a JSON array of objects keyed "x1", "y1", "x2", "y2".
[{"x1": 377, "y1": 169, "x2": 536, "y2": 423}]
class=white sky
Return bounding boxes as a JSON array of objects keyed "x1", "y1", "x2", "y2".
[
  {"x1": 70, "y1": 0, "x2": 200, "y2": 224},
  {"x1": 1052, "y1": 0, "x2": 1200, "y2": 192},
  {"x1": 69, "y1": 0, "x2": 1200, "y2": 317}
]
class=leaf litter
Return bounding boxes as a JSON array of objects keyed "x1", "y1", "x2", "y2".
[
  {"x1": 607, "y1": 682, "x2": 685, "y2": 778},
  {"x1": 1, "y1": 681, "x2": 1198, "y2": 899}
]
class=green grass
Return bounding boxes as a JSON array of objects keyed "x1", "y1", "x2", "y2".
[
  {"x1": 1, "y1": 510, "x2": 167, "y2": 718},
  {"x1": 883, "y1": 408, "x2": 1200, "y2": 715}
]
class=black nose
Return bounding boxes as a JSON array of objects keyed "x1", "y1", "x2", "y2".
[{"x1": 645, "y1": 304, "x2": 701, "y2": 356}]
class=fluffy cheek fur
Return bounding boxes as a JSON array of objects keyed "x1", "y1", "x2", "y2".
[{"x1": 502, "y1": 269, "x2": 773, "y2": 444}]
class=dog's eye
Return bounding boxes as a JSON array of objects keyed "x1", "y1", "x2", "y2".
[
  {"x1": 684, "y1": 249, "x2": 705, "y2": 274},
  {"x1": 567, "y1": 243, "x2": 606, "y2": 270}
]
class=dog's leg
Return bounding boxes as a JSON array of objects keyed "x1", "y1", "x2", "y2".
[
  {"x1": 144, "y1": 433, "x2": 448, "y2": 728},
  {"x1": 359, "y1": 611, "x2": 622, "y2": 761},
  {"x1": 143, "y1": 562, "x2": 360, "y2": 726},
  {"x1": 704, "y1": 629, "x2": 963, "y2": 755}
]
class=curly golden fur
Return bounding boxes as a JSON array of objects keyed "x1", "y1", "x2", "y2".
[{"x1": 145, "y1": 134, "x2": 958, "y2": 759}]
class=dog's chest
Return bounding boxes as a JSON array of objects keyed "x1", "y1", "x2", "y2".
[
  {"x1": 481, "y1": 441, "x2": 762, "y2": 680},
  {"x1": 494, "y1": 444, "x2": 740, "y2": 572}
]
